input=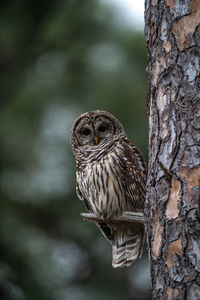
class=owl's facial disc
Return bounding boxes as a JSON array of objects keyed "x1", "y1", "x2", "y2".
[
  {"x1": 73, "y1": 113, "x2": 120, "y2": 148},
  {"x1": 71, "y1": 110, "x2": 126, "y2": 151}
]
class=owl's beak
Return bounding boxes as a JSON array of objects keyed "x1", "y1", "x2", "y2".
[{"x1": 94, "y1": 136, "x2": 99, "y2": 145}]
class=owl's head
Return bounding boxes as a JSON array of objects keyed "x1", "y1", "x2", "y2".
[{"x1": 70, "y1": 110, "x2": 125, "y2": 151}]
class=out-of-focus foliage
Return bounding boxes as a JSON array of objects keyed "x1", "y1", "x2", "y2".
[{"x1": 0, "y1": 1, "x2": 150, "y2": 299}]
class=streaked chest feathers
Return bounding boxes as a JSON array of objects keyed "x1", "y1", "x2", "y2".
[{"x1": 77, "y1": 151, "x2": 131, "y2": 217}]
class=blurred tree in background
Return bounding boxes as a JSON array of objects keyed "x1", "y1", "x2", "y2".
[{"x1": 0, "y1": 0, "x2": 150, "y2": 299}]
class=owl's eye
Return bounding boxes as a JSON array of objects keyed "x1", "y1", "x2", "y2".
[
  {"x1": 82, "y1": 129, "x2": 91, "y2": 136},
  {"x1": 98, "y1": 125, "x2": 108, "y2": 132}
]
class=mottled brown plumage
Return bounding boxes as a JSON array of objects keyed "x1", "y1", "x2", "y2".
[{"x1": 70, "y1": 110, "x2": 147, "y2": 268}]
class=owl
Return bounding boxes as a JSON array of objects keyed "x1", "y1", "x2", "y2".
[{"x1": 70, "y1": 110, "x2": 147, "y2": 268}]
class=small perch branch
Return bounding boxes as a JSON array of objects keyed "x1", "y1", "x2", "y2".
[{"x1": 80, "y1": 211, "x2": 145, "y2": 224}]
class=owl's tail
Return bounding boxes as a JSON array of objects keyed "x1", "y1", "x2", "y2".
[{"x1": 112, "y1": 225, "x2": 144, "y2": 268}]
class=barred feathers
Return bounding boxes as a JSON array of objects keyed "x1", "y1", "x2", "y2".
[{"x1": 112, "y1": 225, "x2": 144, "y2": 268}]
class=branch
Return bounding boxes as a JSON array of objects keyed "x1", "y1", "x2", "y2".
[{"x1": 80, "y1": 211, "x2": 145, "y2": 224}]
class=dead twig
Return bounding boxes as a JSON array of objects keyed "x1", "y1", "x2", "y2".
[{"x1": 80, "y1": 211, "x2": 145, "y2": 224}]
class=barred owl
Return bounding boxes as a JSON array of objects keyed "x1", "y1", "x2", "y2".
[{"x1": 70, "y1": 110, "x2": 147, "y2": 268}]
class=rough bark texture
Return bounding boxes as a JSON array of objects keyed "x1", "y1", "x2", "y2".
[{"x1": 145, "y1": 0, "x2": 200, "y2": 299}]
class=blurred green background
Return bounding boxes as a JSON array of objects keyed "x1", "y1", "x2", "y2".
[{"x1": 0, "y1": 0, "x2": 150, "y2": 299}]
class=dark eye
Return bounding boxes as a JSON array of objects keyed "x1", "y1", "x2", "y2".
[
  {"x1": 98, "y1": 125, "x2": 108, "y2": 132},
  {"x1": 82, "y1": 129, "x2": 91, "y2": 136}
]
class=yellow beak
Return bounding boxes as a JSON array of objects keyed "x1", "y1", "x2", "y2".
[{"x1": 94, "y1": 136, "x2": 99, "y2": 145}]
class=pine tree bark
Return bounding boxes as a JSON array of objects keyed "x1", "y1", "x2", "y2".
[{"x1": 144, "y1": 1, "x2": 200, "y2": 299}]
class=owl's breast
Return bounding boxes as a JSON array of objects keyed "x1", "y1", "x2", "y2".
[{"x1": 77, "y1": 152, "x2": 130, "y2": 218}]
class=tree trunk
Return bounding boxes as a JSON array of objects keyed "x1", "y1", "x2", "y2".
[{"x1": 144, "y1": 0, "x2": 200, "y2": 299}]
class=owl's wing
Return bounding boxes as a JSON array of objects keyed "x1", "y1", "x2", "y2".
[
  {"x1": 96, "y1": 222, "x2": 114, "y2": 244},
  {"x1": 119, "y1": 142, "x2": 147, "y2": 212},
  {"x1": 76, "y1": 183, "x2": 84, "y2": 200},
  {"x1": 76, "y1": 183, "x2": 94, "y2": 213},
  {"x1": 77, "y1": 182, "x2": 114, "y2": 243}
]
